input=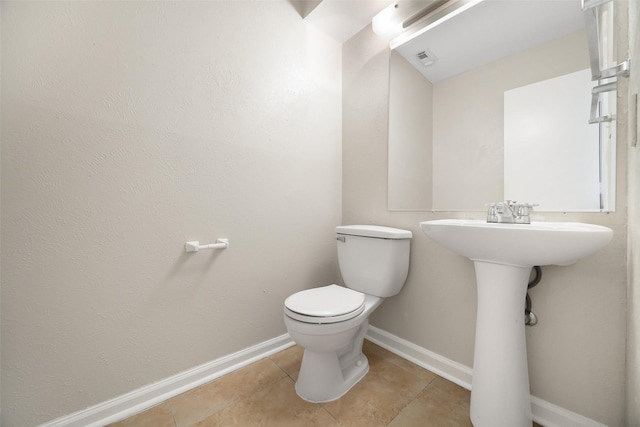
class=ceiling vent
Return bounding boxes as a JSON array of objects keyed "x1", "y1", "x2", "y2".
[{"x1": 416, "y1": 49, "x2": 438, "y2": 66}]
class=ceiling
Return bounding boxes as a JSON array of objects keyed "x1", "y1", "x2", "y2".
[
  {"x1": 392, "y1": 0, "x2": 586, "y2": 82},
  {"x1": 303, "y1": 0, "x2": 395, "y2": 42},
  {"x1": 303, "y1": 0, "x2": 587, "y2": 84}
]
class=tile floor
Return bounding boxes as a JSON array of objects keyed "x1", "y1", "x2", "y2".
[{"x1": 108, "y1": 340, "x2": 542, "y2": 427}]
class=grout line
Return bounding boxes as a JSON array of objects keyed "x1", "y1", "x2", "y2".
[
  {"x1": 266, "y1": 357, "x2": 291, "y2": 381},
  {"x1": 320, "y1": 405, "x2": 341, "y2": 425},
  {"x1": 269, "y1": 355, "x2": 294, "y2": 379},
  {"x1": 415, "y1": 374, "x2": 439, "y2": 398},
  {"x1": 169, "y1": 404, "x2": 178, "y2": 427},
  {"x1": 385, "y1": 371, "x2": 441, "y2": 426}
]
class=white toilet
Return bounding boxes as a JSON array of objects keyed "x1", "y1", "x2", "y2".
[{"x1": 283, "y1": 225, "x2": 412, "y2": 403}]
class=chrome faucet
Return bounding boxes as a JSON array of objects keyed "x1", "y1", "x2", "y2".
[{"x1": 487, "y1": 201, "x2": 535, "y2": 224}]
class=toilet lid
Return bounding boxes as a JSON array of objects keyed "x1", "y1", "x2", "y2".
[{"x1": 284, "y1": 284, "x2": 366, "y2": 323}]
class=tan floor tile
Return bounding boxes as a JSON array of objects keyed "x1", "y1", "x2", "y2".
[
  {"x1": 269, "y1": 345, "x2": 303, "y2": 381},
  {"x1": 170, "y1": 358, "x2": 287, "y2": 427},
  {"x1": 390, "y1": 376, "x2": 545, "y2": 427},
  {"x1": 106, "y1": 402, "x2": 175, "y2": 427},
  {"x1": 110, "y1": 341, "x2": 545, "y2": 427},
  {"x1": 321, "y1": 377, "x2": 403, "y2": 427},
  {"x1": 364, "y1": 341, "x2": 437, "y2": 380},
  {"x1": 193, "y1": 377, "x2": 339, "y2": 427},
  {"x1": 363, "y1": 341, "x2": 438, "y2": 389},
  {"x1": 322, "y1": 351, "x2": 436, "y2": 427},
  {"x1": 389, "y1": 376, "x2": 472, "y2": 427}
]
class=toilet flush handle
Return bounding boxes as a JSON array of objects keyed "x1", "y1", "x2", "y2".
[{"x1": 337, "y1": 236, "x2": 346, "y2": 243}]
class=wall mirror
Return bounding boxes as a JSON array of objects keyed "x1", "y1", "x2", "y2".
[{"x1": 385, "y1": 0, "x2": 617, "y2": 212}]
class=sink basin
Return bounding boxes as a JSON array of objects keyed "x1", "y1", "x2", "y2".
[
  {"x1": 420, "y1": 219, "x2": 613, "y2": 267},
  {"x1": 419, "y1": 219, "x2": 613, "y2": 426}
]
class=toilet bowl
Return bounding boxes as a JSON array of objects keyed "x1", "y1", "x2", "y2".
[
  {"x1": 283, "y1": 225, "x2": 412, "y2": 403},
  {"x1": 284, "y1": 286, "x2": 383, "y2": 402}
]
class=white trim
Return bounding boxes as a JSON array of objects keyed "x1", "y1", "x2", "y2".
[
  {"x1": 365, "y1": 325, "x2": 473, "y2": 390},
  {"x1": 530, "y1": 396, "x2": 608, "y2": 427},
  {"x1": 365, "y1": 325, "x2": 608, "y2": 427},
  {"x1": 39, "y1": 334, "x2": 295, "y2": 427},
  {"x1": 39, "y1": 326, "x2": 609, "y2": 427}
]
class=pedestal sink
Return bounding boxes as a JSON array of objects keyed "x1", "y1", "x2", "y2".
[{"x1": 419, "y1": 219, "x2": 613, "y2": 427}]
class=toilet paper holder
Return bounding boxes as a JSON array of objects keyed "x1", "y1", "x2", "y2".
[{"x1": 185, "y1": 239, "x2": 229, "y2": 253}]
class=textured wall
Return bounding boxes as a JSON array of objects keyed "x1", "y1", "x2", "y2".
[
  {"x1": 343, "y1": 24, "x2": 627, "y2": 426},
  {"x1": 0, "y1": 2, "x2": 342, "y2": 425}
]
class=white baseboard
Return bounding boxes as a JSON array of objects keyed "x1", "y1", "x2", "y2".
[
  {"x1": 365, "y1": 325, "x2": 474, "y2": 390},
  {"x1": 529, "y1": 396, "x2": 608, "y2": 427},
  {"x1": 41, "y1": 326, "x2": 607, "y2": 427},
  {"x1": 365, "y1": 325, "x2": 608, "y2": 427},
  {"x1": 40, "y1": 334, "x2": 295, "y2": 427}
]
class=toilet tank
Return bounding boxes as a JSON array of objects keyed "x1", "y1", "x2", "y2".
[{"x1": 336, "y1": 225, "x2": 412, "y2": 297}]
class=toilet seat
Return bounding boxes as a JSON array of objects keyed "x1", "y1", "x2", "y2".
[{"x1": 284, "y1": 284, "x2": 366, "y2": 324}]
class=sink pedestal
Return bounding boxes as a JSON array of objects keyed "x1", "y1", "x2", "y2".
[
  {"x1": 419, "y1": 219, "x2": 613, "y2": 427},
  {"x1": 470, "y1": 261, "x2": 532, "y2": 427}
]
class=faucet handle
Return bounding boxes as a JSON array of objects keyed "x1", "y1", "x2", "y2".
[
  {"x1": 487, "y1": 201, "x2": 513, "y2": 222},
  {"x1": 487, "y1": 203, "x2": 498, "y2": 222},
  {"x1": 499, "y1": 201, "x2": 516, "y2": 217},
  {"x1": 513, "y1": 202, "x2": 537, "y2": 224},
  {"x1": 515, "y1": 202, "x2": 537, "y2": 211}
]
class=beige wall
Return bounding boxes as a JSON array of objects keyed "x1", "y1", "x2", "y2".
[
  {"x1": 1, "y1": 1, "x2": 636, "y2": 426},
  {"x1": 626, "y1": 0, "x2": 640, "y2": 423},
  {"x1": 343, "y1": 23, "x2": 628, "y2": 426},
  {"x1": 0, "y1": 2, "x2": 342, "y2": 425}
]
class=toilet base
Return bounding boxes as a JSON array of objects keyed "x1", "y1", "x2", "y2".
[
  {"x1": 286, "y1": 299, "x2": 382, "y2": 403},
  {"x1": 295, "y1": 349, "x2": 369, "y2": 403},
  {"x1": 293, "y1": 319, "x2": 371, "y2": 403}
]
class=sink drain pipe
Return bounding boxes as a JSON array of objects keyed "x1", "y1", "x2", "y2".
[{"x1": 525, "y1": 266, "x2": 541, "y2": 326}]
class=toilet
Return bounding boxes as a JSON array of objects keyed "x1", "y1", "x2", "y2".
[{"x1": 283, "y1": 225, "x2": 412, "y2": 403}]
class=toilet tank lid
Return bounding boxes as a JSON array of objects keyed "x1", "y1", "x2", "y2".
[{"x1": 336, "y1": 225, "x2": 412, "y2": 239}]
